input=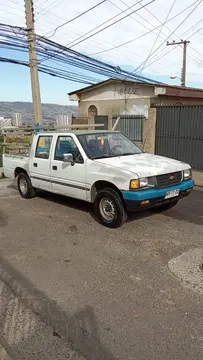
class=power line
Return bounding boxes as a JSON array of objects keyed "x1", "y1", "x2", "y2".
[
  {"x1": 0, "y1": 22, "x2": 163, "y2": 84},
  {"x1": 43, "y1": 0, "x2": 107, "y2": 38},
  {"x1": 35, "y1": 0, "x2": 183, "y2": 66},
  {"x1": 67, "y1": 0, "x2": 151, "y2": 48},
  {"x1": 33, "y1": 3, "x2": 144, "y2": 63},
  {"x1": 35, "y1": 0, "x2": 66, "y2": 21},
  {"x1": 141, "y1": 15, "x2": 203, "y2": 71},
  {"x1": 89, "y1": 0, "x2": 201, "y2": 56},
  {"x1": 89, "y1": 2, "x2": 202, "y2": 64},
  {"x1": 107, "y1": 0, "x2": 154, "y2": 32},
  {"x1": 40, "y1": 0, "x2": 146, "y2": 63},
  {"x1": 139, "y1": 0, "x2": 177, "y2": 74},
  {"x1": 138, "y1": 26, "x2": 203, "y2": 72},
  {"x1": 40, "y1": 0, "x2": 154, "y2": 64},
  {"x1": 0, "y1": 56, "x2": 102, "y2": 84},
  {"x1": 133, "y1": 0, "x2": 203, "y2": 75},
  {"x1": 188, "y1": 24, "x2": 203, "y2": 39},
  {"x1": 35, "y1": 0, "x2": 50, "y2": 10}
]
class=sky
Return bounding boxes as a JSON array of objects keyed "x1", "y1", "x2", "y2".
[{"x1": 1, "y1": 0, "x2": 203, "y2": 104}]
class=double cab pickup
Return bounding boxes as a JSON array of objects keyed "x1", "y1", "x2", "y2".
[{"x1": 3, "y1": 130, "x2": 194, "y2": 227}]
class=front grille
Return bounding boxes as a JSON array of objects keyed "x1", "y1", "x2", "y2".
[{"x1": 156, "y1": 171, "x2": 182, "y2": 188}]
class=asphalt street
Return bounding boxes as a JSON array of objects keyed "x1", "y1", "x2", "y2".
[{"x1": 0, "y1": 178, "x2": 203, "y2": 360}]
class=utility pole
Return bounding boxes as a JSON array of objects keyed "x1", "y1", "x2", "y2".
[
  {"x1": 166, "y1": 40, "x2": 190, "y2": 87},
  {"x1": 25, "y1": 0, "x2": 42, "y2": 124}
]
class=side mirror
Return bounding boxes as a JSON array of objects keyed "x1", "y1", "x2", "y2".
[{"x1": 63, "y1": 153, "x2": 73, "y2": 163}]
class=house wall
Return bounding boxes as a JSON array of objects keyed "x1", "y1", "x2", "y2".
[{"x1": 78, "y1": 82, "x2": 154, "y2": 117}]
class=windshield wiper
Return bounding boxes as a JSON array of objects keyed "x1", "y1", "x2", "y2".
[
  {"x1": 121, "y1": 152, "x2": 138, "y2": 156},
  {"x1": 93, "y1": 154, "x2": 119, "y2": 159}
]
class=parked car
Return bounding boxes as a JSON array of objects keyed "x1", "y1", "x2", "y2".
[{"x1": 3, "y1": 130, "x2": 194, "y2": 227}]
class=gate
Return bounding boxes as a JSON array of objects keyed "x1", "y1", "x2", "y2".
[
  {"x1": 113, "y1": 115, "x2": 144, "y2": 141},
  {"x1": 94, "y1": 115, "x2": 108, "y2": 130},
  {"x1": 155, "y1": 105, "x2": 203, "y2": 171}
]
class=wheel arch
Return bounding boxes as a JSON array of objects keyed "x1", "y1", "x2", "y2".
[
  {"x1": 90, "y1": 180, "x2": 124, "y2": 203},
  {"x1": 14, "y1": 167, "x2": 28, "y2": 178}
]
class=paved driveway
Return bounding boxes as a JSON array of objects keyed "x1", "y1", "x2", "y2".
[{"x1": 1, "y1": 179, "x2": 203, "y2": 360}]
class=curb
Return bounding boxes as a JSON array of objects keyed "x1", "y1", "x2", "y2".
[{"x1": 195, "y1": 184, "x2": 203, "y2": 189}]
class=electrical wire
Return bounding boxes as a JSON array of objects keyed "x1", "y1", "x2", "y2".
[
  {"x1": 142, "y1": 17, "x2": 203, "y2": 71},
  {"x1": 67, "y1": 0, "x2": 152, "y2": 49},
  {"x1": 0, "y1": 22, "x2": 163, "y2": 84},
  {"x1": 43, "y1": 0, "x2": 107, "y2": 38},
  {"x1": 89, "y1": 0, "x2": 201, "y2": 56},
  {"x1": 5, "y1": 19, "x2": 203, "y2": 84},
  {"x1": 109, "y1": 0, "x2": 201, "y2": 67},
  {"x1": 39, "y1": 0, "x2": 154, "y2": 64},
  {"x1": 139, "y1": 0, "x2": 177, "y2": 74},
  {"x1": 39, "y1": 0, "x2": 146, "y2": 63},
  {"x1": 138, "y1": 25, "x2": 203, "y2": 72},
  {"x1": 0, "y1": 56, "x2": 103, "y2": 84},
  {"x1": 133, "y1": 0, "x2": 203, "y2": 75},
  {"x1": 35, "y1": 0, "x2": 66, "y2": 21},
  {"x1": 34, "y1": 5, "x2": 145, "y2": 63}
]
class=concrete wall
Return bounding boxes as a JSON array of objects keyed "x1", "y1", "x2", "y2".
[
  {"x1": 78, "y1": 82, "x2": 154, "y2": 116},
  {"x1": 79, "y1": 98, "x2": 151, "y2": 117},
  {"x1": 142, "y1": 108, "x2": 156, "y2": 153}
]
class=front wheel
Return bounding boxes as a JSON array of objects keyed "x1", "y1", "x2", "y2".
[
  {"x1": 94, "y1": 188, "x2": 127, "y2": 228},
  {"x1": 17, "y1": 172, "x2": 36, "y2": 199}
]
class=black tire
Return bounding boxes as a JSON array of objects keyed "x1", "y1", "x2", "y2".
[
  {"x1": 152, "y1": 200, "x2": 178, "y2": 213},
  {"x1": 17, "y1": 172, "x2": 36, "y2": 199},
  {"x1": 94, "y1": 188, "x2": 127, "y2": 228}
]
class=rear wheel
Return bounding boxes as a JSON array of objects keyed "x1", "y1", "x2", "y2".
[
  {"x1": 17, "y1": 172, "x2": 36, "y2": 199},
  {"x1": 152, "y1": 200, "x2": 178, "y2": 213},
  {"x1": 94, "y1": 188, "x2": 127, "y2": 228}
]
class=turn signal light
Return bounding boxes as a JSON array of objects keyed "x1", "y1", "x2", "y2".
[
  {"x1": 141, "y1": 200, "x2": 149, "y2": 205},
  {"x1": 130, "y1": 179, "x2": 140, "y2": 189}
]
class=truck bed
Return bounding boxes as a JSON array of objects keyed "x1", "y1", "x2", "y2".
[{"x1": 3, "y1": 154, "x2": 29, "y2": 179}]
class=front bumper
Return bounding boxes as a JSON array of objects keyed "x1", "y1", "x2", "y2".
[{"x1": 122, "y1": 179, "x2": 194, "y2": 212}]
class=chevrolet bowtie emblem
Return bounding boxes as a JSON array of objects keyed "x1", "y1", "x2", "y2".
[{"x1": 169, "y1": 175, "x2": 175, "y2": 180}]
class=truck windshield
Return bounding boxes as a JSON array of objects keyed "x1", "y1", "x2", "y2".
[{"x1": 77, "y1": 132, "x2": 143, "y2": 160}]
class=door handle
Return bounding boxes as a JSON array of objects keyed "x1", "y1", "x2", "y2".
[
  {"x1": 52, "y1": 165, "x2": 57, "y2": 170},
  {"x1": 33, "y1": 163, "x2": 38, "y2": 167}
]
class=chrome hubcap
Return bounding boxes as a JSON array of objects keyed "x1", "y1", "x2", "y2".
[
  {"x1": 19, "y1": 178, "x2": 28, "y2": 194},
  {"x1": 99, "y1": 198, "x2": 116, "y2": 221}
]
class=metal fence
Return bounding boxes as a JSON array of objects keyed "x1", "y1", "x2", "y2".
[
  {"x1": 155, "y1": 105, "x2": 203, "y2": 171},
  {"x1": 112, "y1": 115, "x2": 144, "y2": 141},
  {"x1": 95, "y1": 115, "x2": 108, "y2": 130}
]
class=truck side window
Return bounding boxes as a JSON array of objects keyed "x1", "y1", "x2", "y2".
[
  {"x1": 35, "y1": 136, "x2": 53, "y2": 159},
  {"x1": 55, "y1": 136, "x2": 84, "y2": 163}
]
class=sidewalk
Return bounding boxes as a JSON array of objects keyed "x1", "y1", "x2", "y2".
[{"x1": 193, "y1": 170, "x2": 203, "y2": 188}]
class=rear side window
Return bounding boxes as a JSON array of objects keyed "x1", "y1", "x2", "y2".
[{"x1": 35, "y1": 136, "x2": 53, "y2": 159}]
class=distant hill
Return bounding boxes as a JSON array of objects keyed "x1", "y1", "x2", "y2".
[{"x1": 0, "y1": 101, "x2": 79, "y2": 124}]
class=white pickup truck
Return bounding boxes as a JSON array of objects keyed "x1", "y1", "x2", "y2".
[{"x1": 3, "y1": 130, "x2": 194, "y2": 227}]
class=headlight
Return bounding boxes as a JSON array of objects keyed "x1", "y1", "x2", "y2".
[
  {"x1": 130, "y1": 177, "x2": 148, "y2": 189},
  {"x1": 184, "y1": 169, "x2": 192, "y2": 179},
  {"x1": 140, "y1": 177, "x2": 148, "y2": 188}
]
